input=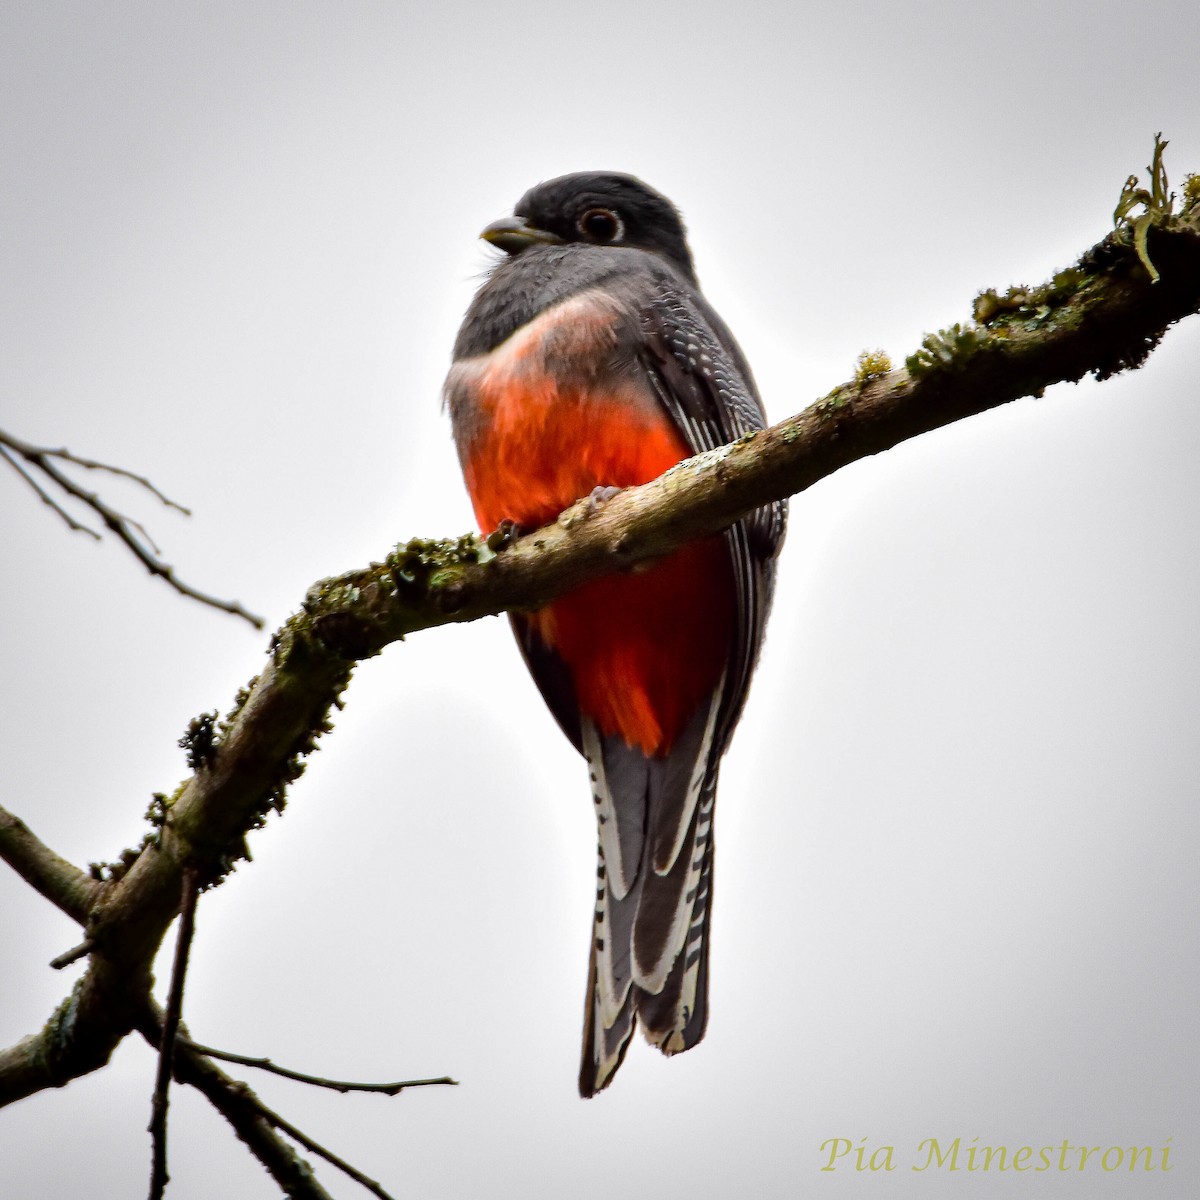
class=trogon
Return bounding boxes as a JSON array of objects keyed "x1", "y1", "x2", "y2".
[{"x1": 445, "y1": 172, "x2": 786, "y2": 1096}]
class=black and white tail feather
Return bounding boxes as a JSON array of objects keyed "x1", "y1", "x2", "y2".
[{"x1": 579, "y1": 684, "x2": 724, "y2": 1095}]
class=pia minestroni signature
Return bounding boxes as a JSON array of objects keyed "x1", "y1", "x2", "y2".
[{"x1": 819, "y1": 1136, "x2": 1174, "y2": 1174}]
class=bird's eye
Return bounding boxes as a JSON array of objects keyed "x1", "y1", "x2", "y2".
[{"x1": 577, "y1": 208, "x2": 623, "y2": 242}]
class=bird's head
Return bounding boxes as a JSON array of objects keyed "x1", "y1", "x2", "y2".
[{"x1": 481, "y1": 172, "x2": 696, "y2": 284}]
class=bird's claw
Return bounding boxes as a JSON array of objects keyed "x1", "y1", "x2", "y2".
[
  {"x1": 486, "y1": 518, "x2": 522, "y2": 552},
  {"x1": 587, "y1": 485, "x2": 623, "y2": 513}
]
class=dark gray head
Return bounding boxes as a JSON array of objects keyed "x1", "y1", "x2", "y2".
[{"x1": 481, "y1": 172, "x2": 696, "y2": 285}]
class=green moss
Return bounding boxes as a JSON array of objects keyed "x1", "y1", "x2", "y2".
[
  {"x1": 216, "y1": 675, "x2": 259, "y2": 742},
  {"x1": 1182, "y1": 172, "x2": 1200, "y2": 212},
  {"x1": 85, "y1": 610, "x2": 357, "y2": 891},
  {"x1": 88, "y1": 782, "x2": 187, "y2": 881},
  {"x1": 384, "y1": 533, "x2": 495, "y2": 596},
  {"x1": 974, "y1": 287, "x2": 1024, "y2": 325},
  {"x1": 813, "y1": 384, "x2": 851, "y2": 414},
  {"x1": 177, "y1": 711, "x2": 219, "y2": 771},
  {"x1": 44, "y1": 978, "x2": 86, "y2": 1043},
  {"x1": 972, "y1": 266, "x2": 1087, "y2": 333},
  {"x1": 1113, "y1": 132, "x2": 1174, "y2": 283},
  {"x1": 853, "y1": 349, "x2": 893, "y2": 386},
  {"x1": 145, "y1": 792, "x2": 169, "y2": 829},
  {"x1": 88, "y1": 844, "x2": 144, "y2": 883},
  {"x1": 203, "y1": 656, "x2": 352, "y2": 886},
  {"x1": 905, "y1": 323, "x2": 990, "y2": 377},
  {"x1": 322, "y1": 583, "x2": 361, "y2": 607}
]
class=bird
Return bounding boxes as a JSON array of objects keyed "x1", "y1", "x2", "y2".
[{"x1": 444, "y1": 172, "x2": 785, "y2": 1096}]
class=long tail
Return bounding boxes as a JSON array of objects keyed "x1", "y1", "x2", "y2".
[{"x1": 578, "y1": 693, "x2": 721, "y2": 1097}]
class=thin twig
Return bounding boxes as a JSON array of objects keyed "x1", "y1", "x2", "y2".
[
  {"x1": 49, "y1": 939, "x2": 95, "y2": 970},
  {"x1": 251, "y1": 1103, "x2": 398, "y2": 1200},
  {"x1": 137, "y1": 1002, "x2": 336, "y2": 1200},
  {"x1": 125, "y1": 514, "x2": 163, "y2": 558},
  {"x1": 0, "y1": 427, "x2": 264, "y2": 629},
  {"x1": 177, "y1": 1039, "x2": 457, "y2": 1095},
  {"x1": 142, "y1": 1002, "x2": 398, "y2": 1199},
  {"x1": 34, "y1": 442, "x2": 192, "y2": 513},
  {"x1": 147, "y1": 867, "x2": 200, "y2": 1200},
  {"x1": 0, "y1": 444, "x2": 101, "y2": 538}
]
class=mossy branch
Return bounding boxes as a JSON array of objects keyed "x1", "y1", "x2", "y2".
[{"x1": 305, "y1": 203, "x2": 1200, "y2": 660}]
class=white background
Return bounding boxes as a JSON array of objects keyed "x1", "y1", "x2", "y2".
[{"x1": 2, "y1": 3, "x2": 1197, "y2": 1197}]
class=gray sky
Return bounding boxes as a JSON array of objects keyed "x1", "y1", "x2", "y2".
[{"x1": 2, "y1": 2, "x2": 1198, "y2": 1197}]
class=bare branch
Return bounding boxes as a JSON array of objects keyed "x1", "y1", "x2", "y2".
[
  {"x1": 30, "y1": 442, "x2": 192, "y2": 513},
  {"x1": 0, "y1": 803, "x2": 100, "y2": 925},
  {"x1": 179, "y1": 1038, "x2": 458, "y2": 1095},
  {"x1": 0, "y1": 444, "x2": 102, "y2": 538},
  {"x1": 136, "y1": 1003, "x2": 337, "y2": 1200},
  {"x1": 245, "y1": 1103, "x2": 398, "y2": 1200},
  {"x1": 147, "y1": 868, "x2": 200, "y2": 1200},
  {"x1": 50, "y1": 939, "x2": 96, "y2": 970},
  {"x1": 141, "y1": 999, "x2": 402, "y2": 1200},
  {"x1": 0, "y1": 427, "x2": 264, "y2": 629}
]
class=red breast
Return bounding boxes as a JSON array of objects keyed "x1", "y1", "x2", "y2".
[{"x1": 449, "y1": 290, "x2": 734, "y2": 755}]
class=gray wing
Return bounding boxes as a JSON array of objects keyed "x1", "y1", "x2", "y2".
[{"x1": 636, "y1": 276, "x2": 787, "y2": 764}]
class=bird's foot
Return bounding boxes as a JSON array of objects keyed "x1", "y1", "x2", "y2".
[
  {"x1": 587, "y1": 485, "x2": 623, "y2": 513},
  {"x1": 486, "y1": 518, "x2": 523, "y2": 552}
]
